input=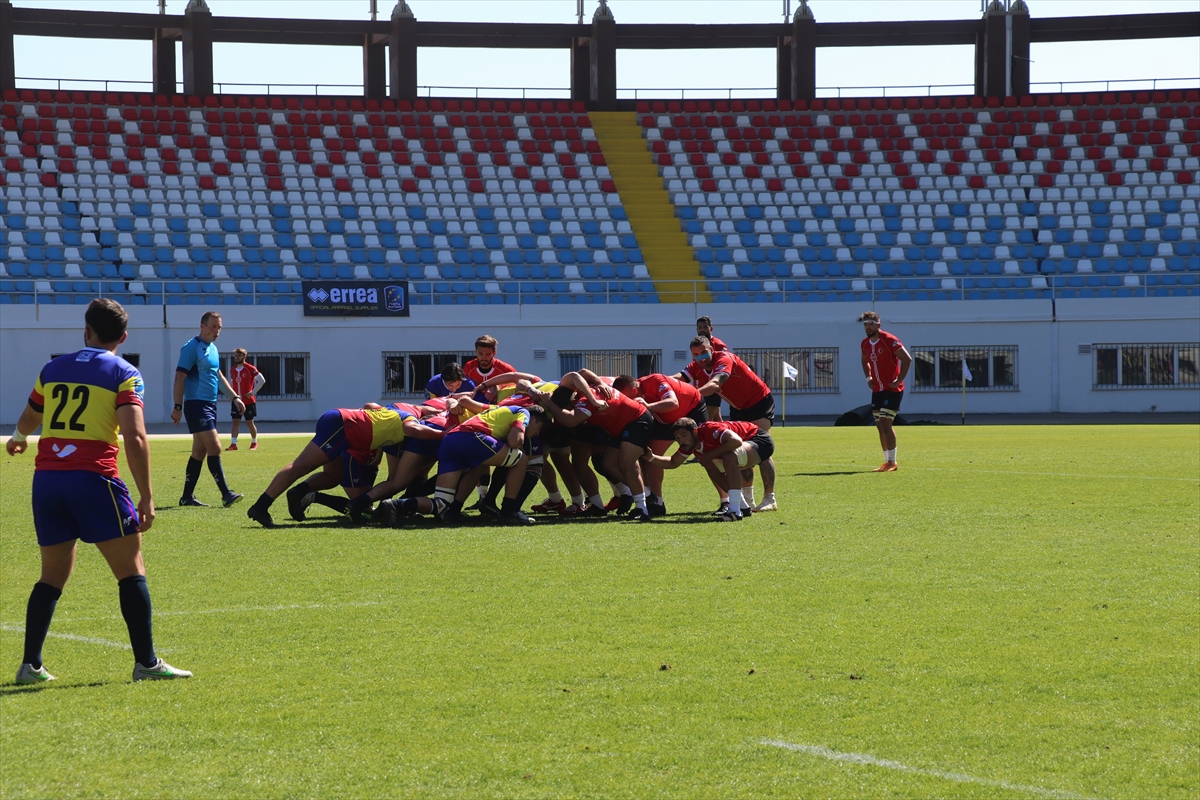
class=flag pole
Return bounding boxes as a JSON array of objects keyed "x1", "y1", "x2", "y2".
[{"x1": 961, "y1": 357, "x2": 967, "y2": 425}]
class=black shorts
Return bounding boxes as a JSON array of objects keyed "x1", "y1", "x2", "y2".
[
  {"x1": 650, "y1": 401, "x2": 707, "y2": 442},
  {"x1": 542, "y1": 422, "x2": 572, "y2": 451},
  {"x1": 184, "y1": 399, "x2": 218, "y2": 433},
  {"x1": 705, "y1": 393, "x2": 722, "y2": 408},
  {"x1": 748, "y1": 431, "x2": 775, "y2": 462},
  {"x1": 729, "y1": 392, "x2": 775, "y2": 425},
  {"x1": 871, "y1": 390, "x2": 903, "y2": 419},
  {"x1": 231, "y1": 401, "x2": 257, "y2": 421},
  {"x1": 615, "y1": 411, "x2": 655, "y2": 451},
  {"x1": 571, "y1": 423, "x2": 610, "y2": 447}
]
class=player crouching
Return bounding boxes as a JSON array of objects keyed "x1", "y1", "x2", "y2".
[{"x1": 646, "y1": 418, "x2": 775, "y2": 521}]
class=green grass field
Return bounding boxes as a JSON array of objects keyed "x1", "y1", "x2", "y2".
[{"x1": 1, "y1": 425, "x2": 1197, "y2": 799}]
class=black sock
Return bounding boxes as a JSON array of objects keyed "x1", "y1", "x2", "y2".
[
  {"x1": 207, "y1": 455, "x2": 232, "y2": 496},
  {"x1": 118, "y1": 575, "x2": 157, "y2": 669},
  {"x1": 399, "y1": 497, "x2": 420, "y2": 512},
  {"x1": 253, "y1": 491, "x2": 274, "y2": 510},
  {"x1": 23, "y1": 582, "x2": 62, "y2": 669},
  {"x1": 403, "y1": 477, "x2": 435, "y2": 498},
  {"x1": 293, "y1": 480, "x2": 312, "y2": 496},
  {"x1": 182, "y1": 457, "x2": 202, "y2": 499},
  {"x1": 314, "y1": 493, "x2": 349, "y2": 513},
  {"x1": 515, "y1": 470, "x2": 540, "y2": 506},
  {"x1": 501, "y1": 497, "x2": 520, "y2": 514},
  {"x1": 485, "y1": 467, "x2": 509, "y2": 503}
]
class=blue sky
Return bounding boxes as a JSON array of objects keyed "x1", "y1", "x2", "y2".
[{"x1": 13, "y1": 1, "x2": 1199, "y2": 97}]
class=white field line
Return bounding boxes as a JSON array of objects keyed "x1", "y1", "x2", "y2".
[
  {"x1": 56, "y1": 600, "x2": 390, "y2": 623},
  {"x1": 763, "y1": 740, "x2": 1100, "y2": 800},
  {"x1": 783, "y1": 460, "x2": 1199, "y2": 482},
  {"x1": 0, "y1": 623, "x2": 131, "y2": 651}
]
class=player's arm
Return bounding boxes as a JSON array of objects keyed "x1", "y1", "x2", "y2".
[
  {"x1": 506, "y1": 421, "x2": 526, "y2": 451},
  {"x1": 251, "y1": 371, "x2": 266, "y2": 397},
  {"x1": 696, "y1": 372, "x2": 728, "y2": 396},
  {"x1": 5, "y1": 401, "x2": 43, "y2": 456},
  {"x1": 117, "y1": 403, "x2": 155, "y2": 533},
  {"x1": 891, "y1": 345, "x2": 913, "y2": 389},
  {"x1": 528, "y1": 387, "x2": 589, "y2": 428},
  {"x1": 453, "y1": 395, "x2": 490, "y2": 414},
  {"x1": 402, "y1": 418, "x2": 444, "y2": 440},
  {"x1": 861, "y1": 351, "x2": 873, "y2": 385},
  {"x1": 558, "y1": 372, "x2": 606, "y2": 408},
  {"x1": 217, "y1": 370, "x2": 246, "y2": 411},
  {"x1": 477, "y1": 371, "x2": 540, "y2": 390},
  {"x1": 644, "y1": 391, "x2": 679, "y2": 417},
  {"x1": 642, "y1": 446, "x2": 690, "y2": 469},
  {"x1": 575, "y1": 368, "x2": 606, "y2": 387},
  {"x1": 171, "y1": 370, "x2": 187, "y2": 425},
  {"x1": 701, "y1": 431, "x2": 743, "y2": 464}
]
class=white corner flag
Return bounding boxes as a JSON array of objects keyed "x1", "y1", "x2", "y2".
[
  {"x1": 961, "y1": 356, "x2": 973, "y2": 383},
  {"x1": 782, "y1": 361, "x2": 799, "y2": 383}
]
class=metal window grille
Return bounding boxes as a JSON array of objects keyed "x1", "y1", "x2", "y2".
[
  {"x1": 1093, "y1": 343, "x2": 1200, "y2": 389},
  {"x1": 219, "y1": 352, "x2": 310, "y2": 400},
  {"x1": 911, "y1": 346, "x2": 1018, "y2": 392},
  {"x1": 558, "y1": 350, "x2": 662, "y2": 379},
  {"x1": 382, "y1": 351, "x2": 475, "y2": 397},
  {"x1": 731, "y1": 348, "x2": 839, "y2": 393}
]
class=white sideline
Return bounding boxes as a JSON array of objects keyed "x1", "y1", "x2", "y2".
[
  {"x1": 762, "y1": 740, "x2": 1100, "y2": 800},
  {"x1": 0, "y1": 623, "x2": 131, "y2": 651}
]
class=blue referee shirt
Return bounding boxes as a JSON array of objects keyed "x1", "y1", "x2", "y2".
[{"x1": 177, "y1": 336, "x2": 220, "y2": 402}]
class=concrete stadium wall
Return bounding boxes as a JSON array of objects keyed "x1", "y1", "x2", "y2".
[{"x1": 2, "y1": 298, "x2": 1197, "y2": 425}]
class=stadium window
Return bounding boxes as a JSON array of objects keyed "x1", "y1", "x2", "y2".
[
  {"x1": 910, "y1": 346, "x2": 1018, "y2": 392},
  {"x1": 382, "y1": 351, "x2": 475, "y2": 397},
  {"x1": 730, "y1": 348, "x2": 839, "y2": 394},
  {"x1": 218, "y1": 352, "x2": 311, "y2": 400},
  {"x1": 1092, "y1": 344, "x2": 1200, "y2": 390},
  {"x1": 557, "y1": 350, "x2": 662, "y2": 380}
]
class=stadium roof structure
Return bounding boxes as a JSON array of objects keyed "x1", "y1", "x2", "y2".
[{"x1": 1, "y1": 0, "x2": 1197, "y2": 107}]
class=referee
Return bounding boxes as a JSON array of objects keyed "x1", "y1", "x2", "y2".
[{"x1": 171, "y1": 311, "x2": 244, "y2": 507}]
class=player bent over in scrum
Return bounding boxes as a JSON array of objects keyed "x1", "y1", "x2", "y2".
[
  {"x1": 646, "y1": 418, "x2": 775, "y2": 522},
  {"x1": 246, "y1": 404, "x2": 442, "y2": 528},
  {"x1": 379, "y1": 404, "x2": 546, "y2": 526}
]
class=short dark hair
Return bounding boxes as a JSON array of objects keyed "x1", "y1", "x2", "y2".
[
  {"x1": 550, "y1": 385, "x2": 575, "y2": 409},
  {"x1": 689, "y1": 335, "x2": 712, "y2": 350},
  {"x1": 671, "y1": 418, "x2": 699, "y2": 433},
  {"x1": 85, "y1": 298, "x2": 129, "y2": 344},
  {"x1": 441, "y1": 362, "x2": 465, "y2": 382},
  {"x1": 526, "y1": 405, "x2": 549, "y2": 424},
  {"x1": 612, "y1": 374, "x2": 637, "y2": 392},
  {"x1": 858, "y1": 311, "x2": 880, "y2": 323},
  {"x1": 475, "y1": 335, "x2": 498, "y2": 350},
  {"x1": 201, "y1": 311, "x2": 222, "y2": 326},
  {"x1": 696, "y1": 316, "x2": 713, "y2": 327}
]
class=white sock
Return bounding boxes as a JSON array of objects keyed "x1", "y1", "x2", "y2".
[
  {"x1": 633, "y1": 493, "x2": 647, "y2": 513},
  {"x1": 588, "y1": 494, "x2": 604, "y2": 509},
  {"x1": 616, "y1": 482, "x2": 632, "y2": 497},
  {"x1": 572, "y1": 493, "x2": 587, "y2": 507},
  {"x1": 727, "y1": 489, "x2": 743, "y2": 516},
  {"x1": 230, "y1": 437, "x2": 238, "y2": 444},
  {"x1": 744, "y1": 486, "x2": 755, "y2": 507},
  {"x1": 885, "y1": 448, "x2": 896, "y2": 463},
  {"x1": 547, "y1": 491, "x2": 562, "y2": 503},
  {"x1": 762, "y1": 492, "x2": 775, "y2": 503},
  {"x1": 478, "y1": 485, "x2": 488, "y2": 500},
  {"x1": 251, "y1": 436, "x2": 257, "y2": 444}
]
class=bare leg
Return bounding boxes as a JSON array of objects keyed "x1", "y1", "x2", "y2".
[
  {"x1": 758, "y1": 456, "x2": 776, "y2": 494},
  {"x1": 230, "y1": 417, "x2": 241, "y2": 441},
  {"x1": 550, "y1": 449, "x2": 581, "y2": 499},
  {"x1": 618, "y1": 442, "x2": 646, "y2": 497},
  {"x1": 570, "y1": 439, "x2": 600, "y2": 498},
  {"x1": 262, "y1": 442, "x2": 333, "y2": 500},
  {"x1": 879, "y1": 419, "x2": 897, "y2": 451},
  {"x1": 246, "y1": 419, "x2": 258, "y2": 439},
  {"x1": 37, "y1": 541, "x2": 78, "y2": 590},
  {"x1": 95, "y1": 533, "x2": 146, "y2": 582}
]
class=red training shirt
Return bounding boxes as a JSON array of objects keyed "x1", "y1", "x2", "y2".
[
  {"x1": 576, "y1": 385, "x2": 648, "y2": 437},
  {"x1": 708, "y1": 352, "x2": 770, "y2": 410},
  {"x1": 229, "y1": 362, "x2": 261, "y2": 401},
  {"x1": 681, "y1": 421, "x2": 761, "y2": 454},
  {"x1": 862, "y1": 330, "x2": 906, "y2": 393},
  {"x1": 463, "y1": 357, "x2": 517, "y2": 385},
  {"x1": 638, "y1": 373, "x2": 702, "y2": 424}
]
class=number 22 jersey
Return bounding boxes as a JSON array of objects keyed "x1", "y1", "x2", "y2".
[{"x1": 28, "y1": 347, "x2": 145, "y2": 478}]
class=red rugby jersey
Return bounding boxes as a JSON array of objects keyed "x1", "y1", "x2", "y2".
[
  {"x1": 639, "y1": 373, "x2": 702, "y2": 425},
  {"x1": 862, "y1": 331, "x2": 906, "y2": 392},
  {"x1": 576, "y1": 385, "x2": 647, "y2": 437},
  {"x1": 709, "y1": 335, "x2": 730, "y2": 353},
  {"x1": 229, "y1": 362, "x2": 261, "y2": 400},
  {"x1": 709, "y1": 352, "x2": 770, "y2": 410},
  {"x1": 684, "y1": 421, "x2": 761, "y2": 454},
  {"x1": 463, "y1": 357, "x2": 517, "y2": 385}
]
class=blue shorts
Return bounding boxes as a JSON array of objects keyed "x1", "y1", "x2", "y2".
[
  {"x1": 311, "y1": 410, "x2": 350, "y2": 460},
  {"x1": 404, "y1": 432, "x2": 442, "y2": 460},
  {"x1": 437, "y1": 431, "x2": 502, "y2": 475},
  {"x1": 342, "y1": 454, "x2": 378, "y2": 490},
  {"x1": 33, "y1": 470, "x2": 139, "y2": 547},
  {"x1": 184, "y1": 400, "x2": 218, "y2": 434}
]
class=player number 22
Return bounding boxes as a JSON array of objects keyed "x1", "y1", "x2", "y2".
[{"x1": 49, "y1": 384, "x2": 89, "y2": 432}]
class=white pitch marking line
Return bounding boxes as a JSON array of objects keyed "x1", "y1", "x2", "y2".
[
  {"x1": 0, "y1": 624, "x2": 131, "y2": 651},
  {"x1": 762, "y1": 740, "x2": 1100, "y2": 800},
  {"x1": 57, "y1": 600, "x2": 390, "y2": 623}
]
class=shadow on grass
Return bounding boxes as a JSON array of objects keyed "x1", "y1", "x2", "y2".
[
  {"x1": 793, "y1": 470, "x2": 872, "y2": 476},
  {"x1": 1, "y1": 680, "x2": 112, "y2": 697}
]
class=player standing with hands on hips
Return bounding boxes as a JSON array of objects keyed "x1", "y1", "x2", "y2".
[
  {"x1": 9, "y1": 299, "x2": 191, "y2": 684},
  {"x1": 171, "y1": 311, "x2": 244, "y2": 507},
  {"x1": 859, "y1": 311, "x2": 912, "y2": 472},
  {"x1": 226, "y1": 348, "x2": 265, "y2": 451}
]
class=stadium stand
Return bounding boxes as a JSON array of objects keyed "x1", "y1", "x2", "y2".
[
  {"x1": 0, "y1": 91, "x2": 654, "y2": 306},
  {"x1": 2, "y1": 89, "x2": 1198, "y2": 305},
  {"x1": 640, "y1": 92, "x2": 1200, "y2": 302}
]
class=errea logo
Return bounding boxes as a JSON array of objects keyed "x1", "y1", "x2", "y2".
[{"x1": 307, "y1": 288, "x2": 329, "y2": 303}]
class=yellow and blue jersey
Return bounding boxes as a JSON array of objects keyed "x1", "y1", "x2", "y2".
[
  {"x1": 496, "y1": 380, "x2": 558, "y2": 406},
  {"x1": 29, "y1": 348, "x2": 144, "y2": 478},
  {"x1": 457, "y1": 405, "x2": 530, "y2": 440}
]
